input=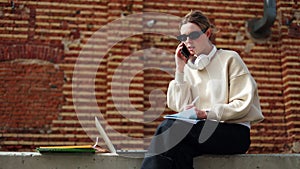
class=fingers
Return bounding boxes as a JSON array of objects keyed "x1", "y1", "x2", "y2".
[
  {"x1": 195, "y1": 109, "x2": 207, "y2": 119},
  {"x1": 175, "y1": 43, "x2": 187, "y2": 72},
  {"x1": 184, "y1": 105, "x2": 207, "y2": 119},
  {"x1": 175, "y1": 43, "x2": 187, "y2": 62}
]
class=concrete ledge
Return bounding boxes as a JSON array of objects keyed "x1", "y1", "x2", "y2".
[{"x1": 0, "y1": 152, "x2": 299, "y2": 169}]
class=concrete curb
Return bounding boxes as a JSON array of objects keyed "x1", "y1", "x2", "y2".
[{"x1": 0, "y1": 152, "x2": 299, "y2": 169}]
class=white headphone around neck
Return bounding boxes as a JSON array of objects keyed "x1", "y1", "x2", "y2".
[{"x1": 187, "y1": 45, "x2": 217, "y2": 70}]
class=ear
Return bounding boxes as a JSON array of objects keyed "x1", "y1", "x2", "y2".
[{"x1": 205, "y1": 28, "x2": 212, "y2": 38}]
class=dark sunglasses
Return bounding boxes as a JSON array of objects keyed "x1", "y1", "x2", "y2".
[{"x1": 177, "y1": 27, "x2": 209, "y2": 42}]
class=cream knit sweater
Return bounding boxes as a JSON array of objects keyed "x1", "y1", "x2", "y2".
[{"x1": 167, "y1": 49, "x2": 264, "y2": 124}]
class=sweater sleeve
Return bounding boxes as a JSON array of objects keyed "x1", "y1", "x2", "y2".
[
  {"x1": 167, "y1": 71, "x2": 192, "y2": 112},
  {"x1": 207, "y1": 74, "x2": 258, "y2": 122}
]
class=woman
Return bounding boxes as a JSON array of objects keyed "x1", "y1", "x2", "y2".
[{"x1": 140, "y1": 10, "x2": 264, "y2": 169}]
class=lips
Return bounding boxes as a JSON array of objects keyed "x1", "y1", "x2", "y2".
[{"x1": 187, "y1": 46, "x2": 195, "y2": 54}]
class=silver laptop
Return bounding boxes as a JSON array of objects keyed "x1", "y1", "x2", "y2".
[{"x1": 94, "y1": 117, "x2": 146, "y2": 156}]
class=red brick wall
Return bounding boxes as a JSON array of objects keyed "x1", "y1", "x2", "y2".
[
  {"x1": 280, "y1": 1, "x2": 300, "y2": 153},
  {"x1": 0, "y1": 59, "x2": 64, "y2": 151},
  {"x1": 0, "y1": 0, "x2": 299, "y2": 153}
]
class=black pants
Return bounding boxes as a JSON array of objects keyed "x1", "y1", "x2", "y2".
[{"x1": 140, "y1": 119, "x2": 250, "y2": 169}]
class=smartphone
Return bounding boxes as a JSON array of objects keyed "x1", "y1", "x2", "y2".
[{"x1": 180, "y1": 43, "x2": 191, "y2": 59}]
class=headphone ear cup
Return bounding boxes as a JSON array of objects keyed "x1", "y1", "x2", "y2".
[
  {"x1": 187, "y1": 58, "x2": 199, "y2": 70},
  {"x1": 186, "y1": 45, "x2": 217, "y2": 70},
  {"x1": 195, "y1": 55, "x2": 210, "y2": 70}
]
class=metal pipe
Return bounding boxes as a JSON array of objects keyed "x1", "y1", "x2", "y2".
[{"x1": 247, "y1": 0, "x2": 277, "y2": 39}]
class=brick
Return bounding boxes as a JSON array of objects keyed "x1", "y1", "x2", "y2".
[{"x1": 0, "y1": 0, "x2": 299, "y2": 153}]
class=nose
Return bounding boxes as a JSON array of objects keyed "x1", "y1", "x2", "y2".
[{"x1": 185, "y1": 36, "x2": 192, "y2": 43}]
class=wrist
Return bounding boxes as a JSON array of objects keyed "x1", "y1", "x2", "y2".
[
  {"x1": 176, "y1": 65, "x2": 184, "y2": 73},
  {"x1": 175, "y1": 71, "x2": 184, "y2": 84}
]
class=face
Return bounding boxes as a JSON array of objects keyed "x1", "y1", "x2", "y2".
[{"x1": 180, "y1": 22, "x2": 211, "y2": 56}]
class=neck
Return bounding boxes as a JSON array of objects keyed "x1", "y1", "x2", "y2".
[
  {"x1": 206, "y1": 44, "x2": 213, "y2": 54},
  {"x1": 197, "y1": 44, "x2": 213, "y2": 56}
]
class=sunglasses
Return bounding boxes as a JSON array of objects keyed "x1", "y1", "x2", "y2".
[{"x1": 177, "y1": 27, "x2": 209, "y2": 42}]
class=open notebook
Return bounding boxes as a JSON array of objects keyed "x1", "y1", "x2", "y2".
[
  {"x1": 94, "y1": 117, "x2": 146, "y2": 155},
  {"x1": 36, "y1": 117, "x2": 146, "y2": 154}
]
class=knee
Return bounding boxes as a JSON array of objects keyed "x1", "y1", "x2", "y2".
[{"x1": 155, "y1": 119, "x2": 175, "y2": 135}]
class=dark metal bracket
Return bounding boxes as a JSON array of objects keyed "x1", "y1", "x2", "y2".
[{"x1": 247, "y1": 0, "x2": 277, "y2": 39}]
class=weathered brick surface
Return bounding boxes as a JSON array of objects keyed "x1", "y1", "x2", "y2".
[
  {"x1": 0, "y1": 0, "x2": 299, "y2": 153},
  {"x1": 0, "y1": 59, "x2": 64, "y2": 151}
]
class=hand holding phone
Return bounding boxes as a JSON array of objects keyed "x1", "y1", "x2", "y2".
[{"x1": 180, "y1": 43, "x2": 191, "y2": 60}]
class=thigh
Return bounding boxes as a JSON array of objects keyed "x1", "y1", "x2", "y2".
[
  {"x1": 149, "y1": 119, "x2": 196, "y2": 155},
  {"x1": 196, "y1": 121, "x2": 251, "y2": 154}
]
